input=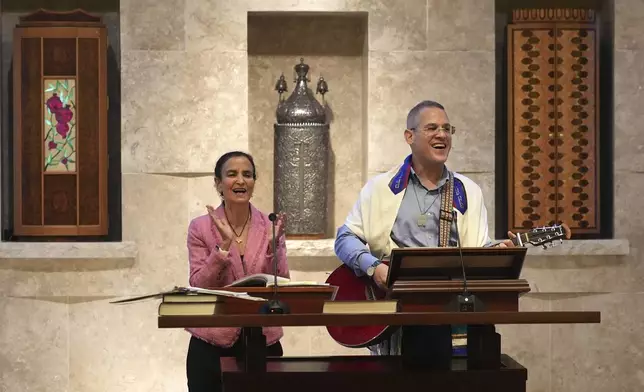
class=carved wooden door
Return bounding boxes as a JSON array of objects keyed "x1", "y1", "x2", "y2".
[{"x1": 507, "y1": 9, "x2": 599, "y2": 235}]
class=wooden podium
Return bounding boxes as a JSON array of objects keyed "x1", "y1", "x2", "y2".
[{"x1": 158, "y1": 248, "x2": 600, "y2": 392}]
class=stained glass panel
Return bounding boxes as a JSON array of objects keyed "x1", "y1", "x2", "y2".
[{"x1": 43, "y1": 78, "x2": 76, "y2": 172}]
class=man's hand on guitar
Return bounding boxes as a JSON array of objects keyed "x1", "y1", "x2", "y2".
[
  {"x1": 373, "y1": 263, "x2": 389, "y2": 289},
  {"x1": 496, "y1": 231, "x2": 517, "y2": 248}
]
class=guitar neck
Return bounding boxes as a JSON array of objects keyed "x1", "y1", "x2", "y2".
[{"x1": 513, "y1": 232, "x2": 529, "y2": 247}]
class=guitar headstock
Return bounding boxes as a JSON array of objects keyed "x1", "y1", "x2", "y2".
[{"x1": 515, "y1": 223, "x2": 572, "y2": 249}]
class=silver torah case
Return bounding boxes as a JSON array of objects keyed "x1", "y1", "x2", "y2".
[{"x1": 273, "y1": 58, "x2": 330, "y2": 239}]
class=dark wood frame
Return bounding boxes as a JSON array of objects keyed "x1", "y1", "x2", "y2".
[
  {"x1": 494, "y1": 0, "x2": 614, "y2": 240},
  {"x1": 158, "y1": 310, "x2": 600, "y2": 329},
  {"x1": 12, "y1": 12, "x2": 108, "y2": 236}
]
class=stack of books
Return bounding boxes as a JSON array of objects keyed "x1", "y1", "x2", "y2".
[{"x1": 111, "y1": 286, "x2": 267, "y2": 316}]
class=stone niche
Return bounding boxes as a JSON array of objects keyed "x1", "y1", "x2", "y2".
[{"x1": 247, "y1": 12, "x2": 368, "y2": 238}]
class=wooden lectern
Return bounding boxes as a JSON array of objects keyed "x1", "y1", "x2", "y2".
[{"x1": 158, "y1": 248, "x2": 600, "y2": 392}]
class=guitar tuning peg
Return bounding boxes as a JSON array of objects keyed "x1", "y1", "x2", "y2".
[{"x1": 543, "y1": 244, "x2": 547, "y2": 249}]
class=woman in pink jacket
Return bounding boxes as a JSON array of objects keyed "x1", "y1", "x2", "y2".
[{"x1": 185, "y1": 151, "x2": 290, "y2": 392}]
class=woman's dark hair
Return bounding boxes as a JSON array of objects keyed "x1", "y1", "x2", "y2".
[{"x1": 214, "y1": 151, "x2": 257, "y2": 181}]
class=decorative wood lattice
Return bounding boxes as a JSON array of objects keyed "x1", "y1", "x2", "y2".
[
  {"x1": 507, "y1": 9, "x2": 599, "y2": 235},
  {"x1": 12, "y1": 10, "x2": 108, "y2": 236}
]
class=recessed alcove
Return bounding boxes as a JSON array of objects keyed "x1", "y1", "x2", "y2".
[{"x1": 247, "y1": 11, "x2": 368, "y2": 238}]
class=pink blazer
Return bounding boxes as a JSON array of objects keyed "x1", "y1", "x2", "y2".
[{"x1": 185, "y1": 203, "x2": 290, "y2": 348}]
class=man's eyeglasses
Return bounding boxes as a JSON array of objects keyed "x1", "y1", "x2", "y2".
[{"x1": 410, "y1": 123, "x2": 456, "y2": 135}]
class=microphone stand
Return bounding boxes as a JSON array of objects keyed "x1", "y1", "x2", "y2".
[
  {"x1": 449, "y1": 210, "x2": 483, "y2": 312},
  {"x1": 259, "y1": 213, "x2": 290, "y2": 314}
]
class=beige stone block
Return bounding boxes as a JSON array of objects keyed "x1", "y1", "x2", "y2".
[
  {"x1": 349, "y1": 0, "x2": 427, "y2": 51},
  {"x1": 367, "y1": 51, "x2": 495, "y2": 173},
  {"x1": 120, "y1": 0, "x2": 185, "y2": 51},
  {"x1": 550, "y1": 293, "x2": 644, "y2": 392},
  {"x1": 121, "y1": 51, "x2": 248, "y2": 173},
  {"x1": 122, "y1": 173, "x2": 191, "y2": 293},
  {"x1": 281, "y1": 327, "x2": 312, "y2": 356},
  {"x1": 0, "y1": 297, "x2": 68, "y2": 392},
  {"x1": 69, "y1": 298, "x2": 188, "y2": 392},
  {"x1": 615, "y1": 0, "x2": 644, "y2": 50},
  {"x1": 287, "y1": 256, "x2": 343, "y2": 274},
  {"x1": 188, "y1": 52, "x2": 250, "y2": 172},
  {"x1": 310, "y1": 326, "x2": 370, "y2": 356},
  {"x1": 186, "y1": 0, "x2": 247, "y2": 52},
  {"x1": 614, "y1": 172, "x2": 644, "y2": 242},
  {"x1": 497, "y1": 294, "x2": 550, "y2": 392},
  {"x1": 426, "y1": 0, "x2": 494, "y2": 51},
  {"x1": 520, "y1": 254, "x2": 636, "y2": 293},
  {"x1": 188, "y1": 175, "x2": 220, "y2": 221},
  {"x1": 461, "y1": 172, "x2": 496, "y2": 236},
  {"x1": 525, "y1": 240, "x2": 629, "y2": 257},
  {"x1": 614, "y1": 50, "x2": 644, "y2": 172}
]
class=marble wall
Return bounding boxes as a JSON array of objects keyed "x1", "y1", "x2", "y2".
[{"x1": 1, "y1": 0, "x2": 644, "y2": 391}]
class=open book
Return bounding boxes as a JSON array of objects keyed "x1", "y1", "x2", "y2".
[
  {"x1": 109, "y1": 286, "x2": 266, "y2": 304},
  {"x1": 226, "y1": 273, "x2": 328, "y2": 288}
]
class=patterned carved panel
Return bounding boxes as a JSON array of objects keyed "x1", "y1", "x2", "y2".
[
  {"x1": 507, "y1": 9, "x2": 599, "y2": 235},
  {"x1": 509, "y1": 27, "x2": 557, "y2": 230},
  {"x1": 556, "y1": 27, "x2": 598, "y2": 231}
]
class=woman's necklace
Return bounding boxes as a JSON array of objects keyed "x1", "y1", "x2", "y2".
[{"x1": 225, "y1": 207, "x2": 250, "y2": 244}]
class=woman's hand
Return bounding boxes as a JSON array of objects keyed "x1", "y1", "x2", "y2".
[{"x1": 207, "y1": 205, "x2": 234, "y2": 251}]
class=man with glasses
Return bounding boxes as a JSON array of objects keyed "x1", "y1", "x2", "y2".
[{"x1": 334, "y1": 100, "x2": 515, "y2": 360}]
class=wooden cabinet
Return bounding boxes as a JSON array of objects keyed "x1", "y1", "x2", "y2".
[{"x1": 12, "y1": 9, "x2": 108, "y2": 236}]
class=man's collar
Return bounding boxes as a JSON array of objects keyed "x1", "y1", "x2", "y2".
[
  {"x1": 409, "y1": 166, "x2": 449, "y2": 190},
  {"x1": 389, "y1": 154, "x2": 449, "y2": 195}
]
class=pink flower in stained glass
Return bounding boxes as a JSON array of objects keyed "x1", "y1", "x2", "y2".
[
  {"x1": 61, "y1": 158, "x2": 68, "y2": 165},
  {"x1": 55, "y1": 105, "x2": 73, "y2": 124},
  {"x1": 48, "y1": 141, "x2": 57, "y2": 150},
  {"x1": 56, "y1": 122, "x2": 69, "y2": 138},
  {"x1": 46, "y1": 94, "x2": 63, "y2": 112}
]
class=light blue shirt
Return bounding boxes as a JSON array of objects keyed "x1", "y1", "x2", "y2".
[{"x1": 335, "y1": 167, "x2": 457, "y2": 276}]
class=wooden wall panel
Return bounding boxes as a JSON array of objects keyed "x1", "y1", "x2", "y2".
[
  {"x1": 78, "y1": 38, "x2": 100, "y2": 226},
  {"x1": 508, "y1": 26, "x2": 557, "y2": 230},
  {"x1": 19, "y1": 37, "x2": 42, "y2": 226},
  {"x1": 43, "y1": 38, "x2": 76, "y2": 76},
  {"x1": 507, "y1": 9, "x2": 600, "y2": 236},
  {"x1": 556, "y1": 26, "x2": 599, "y2": 232},
  {"x1": 43, "y1": 174, "x2": 77, "y2": 225},
  {"x1": 12, "y1": 9, "x2": 108, "y2": 237}
]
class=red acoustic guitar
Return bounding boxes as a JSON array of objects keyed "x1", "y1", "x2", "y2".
[{"x1": 324, "y1": 224, "x2": 571, "y2": 348}]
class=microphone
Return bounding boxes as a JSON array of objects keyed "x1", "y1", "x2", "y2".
[
  {"x1": 259, "y1": 212, "x2": 290, "y2": 314},
  {"x1": 449, "y1": 209, "x2": 483, "y2": 312}
]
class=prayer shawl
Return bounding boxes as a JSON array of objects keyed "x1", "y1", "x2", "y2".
[{"x1": 344, "y1": 155, "x2": 491, "y2": 259}]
